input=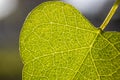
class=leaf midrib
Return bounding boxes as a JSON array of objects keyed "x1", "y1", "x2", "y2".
[{"x1": 71, "y1": 30, "x2": 101, "y2": 80}]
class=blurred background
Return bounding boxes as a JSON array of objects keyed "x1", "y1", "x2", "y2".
[{"x1": 0, "y1": 0, "x2": 120, "y2": 80}]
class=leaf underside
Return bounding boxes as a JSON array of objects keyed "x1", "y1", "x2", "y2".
[{"x1": 20, "y1": 1, "x2": 120, "y2": 80}]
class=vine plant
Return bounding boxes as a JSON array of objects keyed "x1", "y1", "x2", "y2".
[{"x1": 20, "y1": 0, "x2": 120, "y2": 80}]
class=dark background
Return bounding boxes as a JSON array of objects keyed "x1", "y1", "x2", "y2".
[{"x1": 0, "y1": 0, "x2": 119, "y2": 80}]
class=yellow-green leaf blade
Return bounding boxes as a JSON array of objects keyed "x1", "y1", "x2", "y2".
[{"x1": 20, "y1": 1, "x2": 120, "y2": 80}]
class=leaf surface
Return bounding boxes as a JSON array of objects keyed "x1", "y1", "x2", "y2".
[{"x1": 20, "y1": 1, "x2": 120, "y2": 80}]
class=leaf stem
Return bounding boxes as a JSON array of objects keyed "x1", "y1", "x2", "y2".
[{"x1": 100, "y1": 0, "x2": 120, "y2": 30}]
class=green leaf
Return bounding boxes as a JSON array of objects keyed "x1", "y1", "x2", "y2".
[{"x1": 20, "y1": 1, "x2": 120, "y2": 80}]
